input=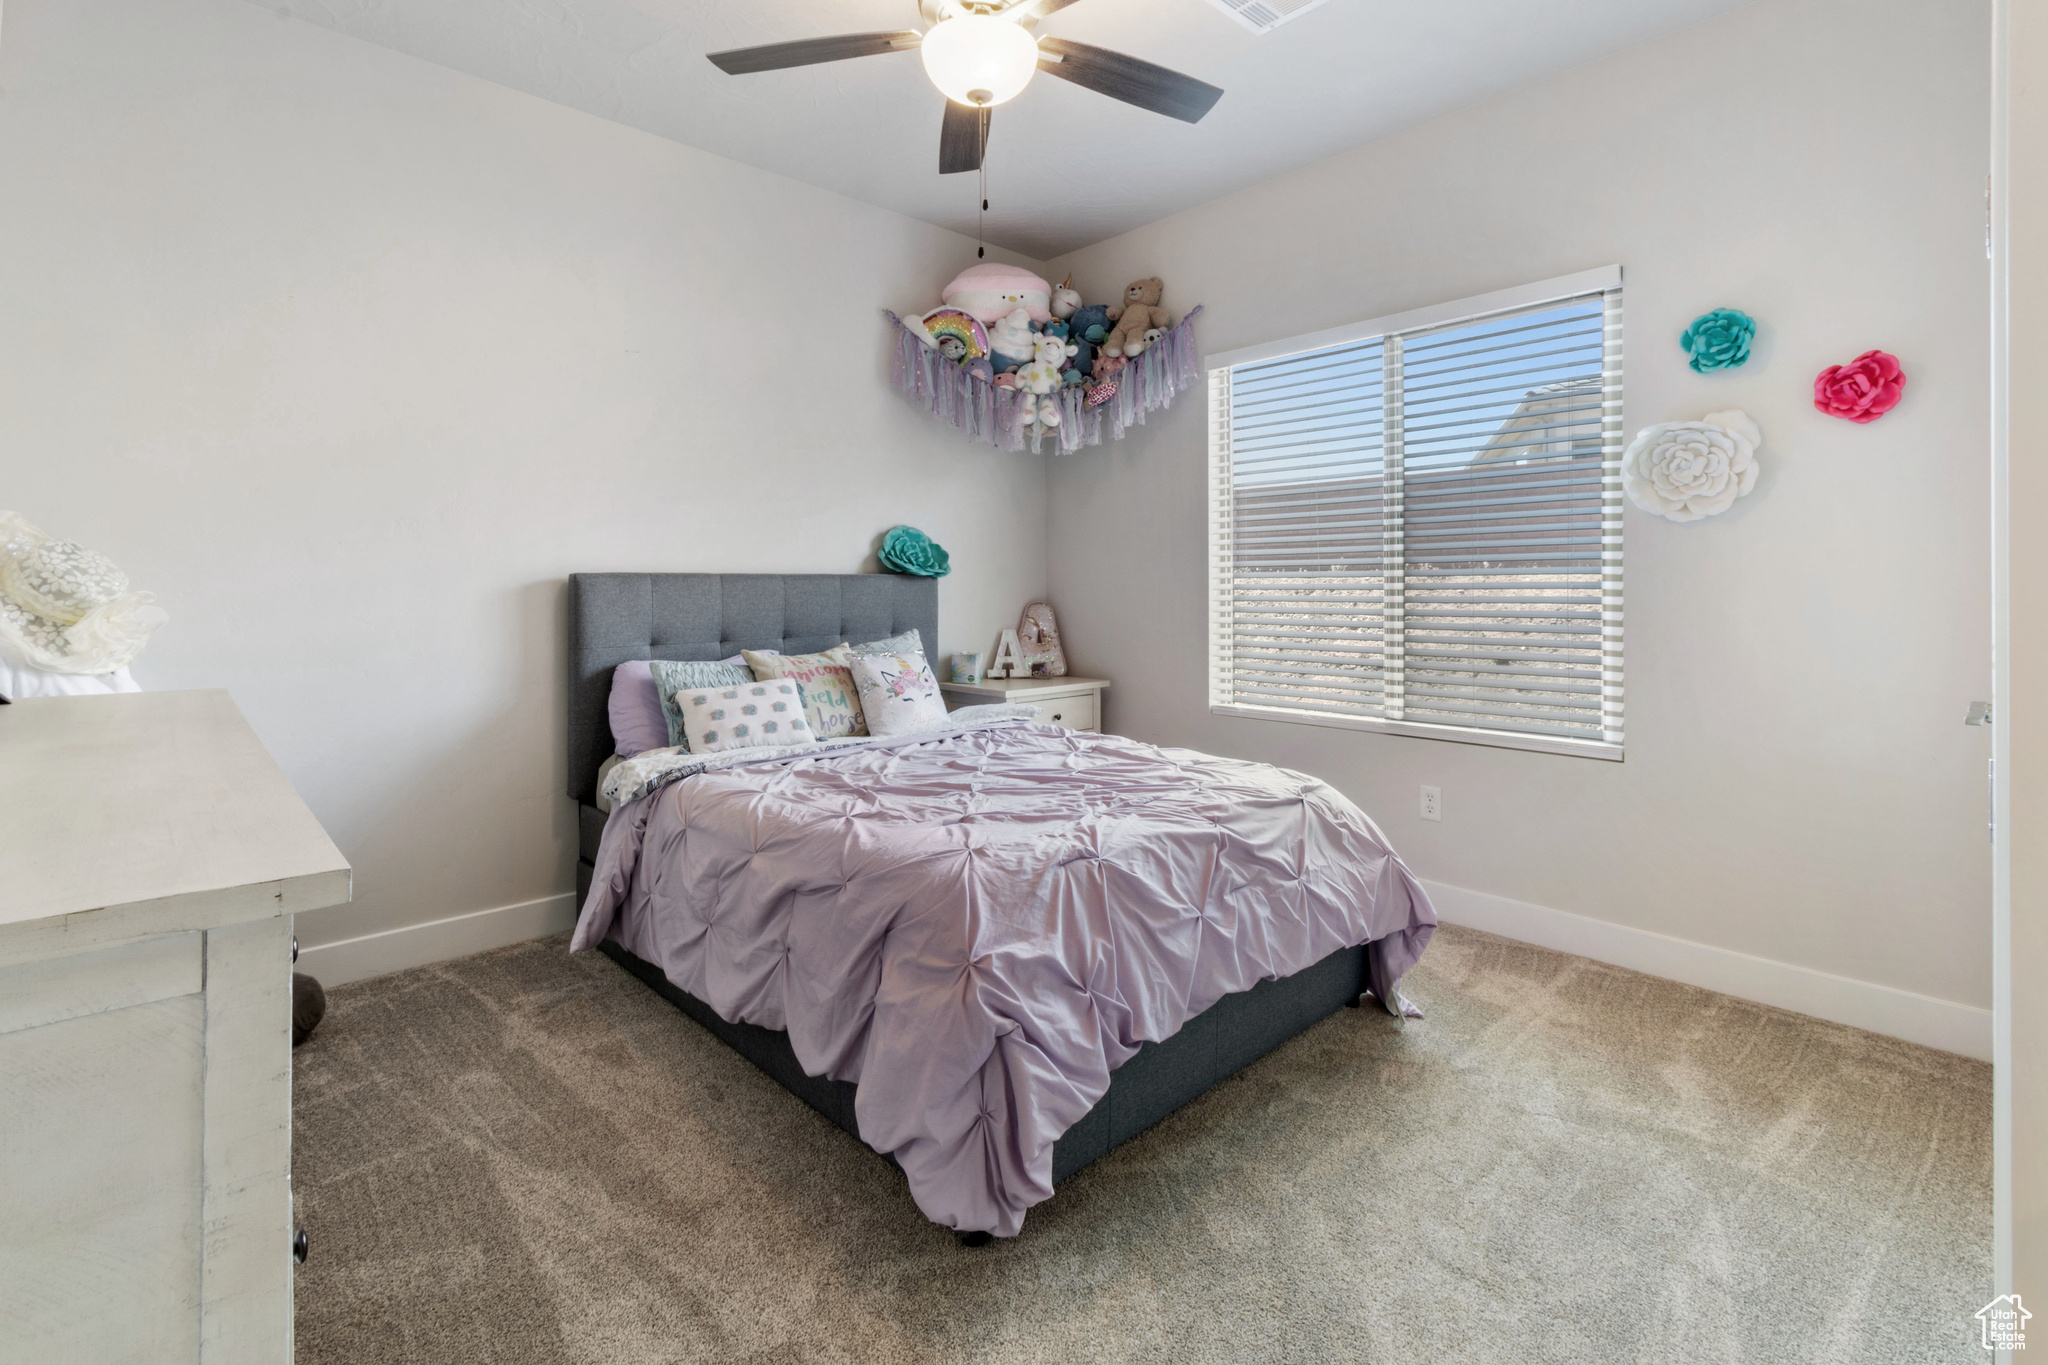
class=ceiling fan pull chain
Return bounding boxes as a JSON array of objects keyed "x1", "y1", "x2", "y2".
[{"x1": 977, "y1": 104, "x2": 988, "y2": 258}]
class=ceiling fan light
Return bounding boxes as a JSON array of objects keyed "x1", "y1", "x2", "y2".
[{"x1": 920, "y1": 14, "x2": 1039, "y2": 107}]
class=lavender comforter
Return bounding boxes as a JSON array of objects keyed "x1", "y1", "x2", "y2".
[{"x1": 573, "y1": 718, "x2": 1435, "y2": 1237}]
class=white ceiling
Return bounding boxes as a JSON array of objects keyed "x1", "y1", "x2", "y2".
[{"x1": 257, "y1": 0, "x2": 1752, "y2": 259}]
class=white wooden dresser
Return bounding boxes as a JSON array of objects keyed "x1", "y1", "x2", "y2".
[{"x1": 0, "y1": 690, "x2": 350, "y2": 1364}]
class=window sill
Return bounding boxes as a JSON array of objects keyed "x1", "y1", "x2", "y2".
[{"x1": 1210, "y1": 703, "x2": 1625, "y2": 762}]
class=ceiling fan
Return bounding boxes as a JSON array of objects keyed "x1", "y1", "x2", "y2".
[{"x1": 706, "y1": 0, "x2": 1225, "y2": 175}]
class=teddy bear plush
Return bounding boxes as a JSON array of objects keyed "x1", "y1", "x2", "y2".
[
  {"x1": 1016, "y1": 331, "x2": 1077, "y2": 429},
  {"x1": 1066, "y1": 304, "x2": 1113, "y2": 373},
  {"x1": 1102, "y1": 278, "x2": 1173, "y2": 357}
]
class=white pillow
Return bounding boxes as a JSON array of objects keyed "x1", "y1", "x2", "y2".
[
  {"x1": 673, "y1": 678, "x2": 813, "y2": 753},
  {"x1": 848, "y1": 651, "x2": 950, "y2": 736},
  {"x1": 849, "y1": 628, "x2": 923, "y2": 658}
]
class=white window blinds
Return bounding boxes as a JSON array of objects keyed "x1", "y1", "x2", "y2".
[{"x1": 1207, "y1": 271, "x2": 1624, "y2": 757}]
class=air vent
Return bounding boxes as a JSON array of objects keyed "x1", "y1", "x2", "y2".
[{"x1": 1202, "y1": 0, "x2": 1337, "y2": 35}]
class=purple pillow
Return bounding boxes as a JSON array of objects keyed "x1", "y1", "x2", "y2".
[
  {"x1": 607, "y1": 661, "x2": 671, "y2": 757},
  {"x1": 609, "y1": 654, "x2": 781, "y2": 756}
]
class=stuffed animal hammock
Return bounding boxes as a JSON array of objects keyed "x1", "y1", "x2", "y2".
[{"x1": 883, "y1": 305, "x2": 1203, "y2": 455}]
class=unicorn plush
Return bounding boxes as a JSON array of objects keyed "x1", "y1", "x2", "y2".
[{"x1": 1050, "y1": 275, "x2": 1082, "y2": 320}]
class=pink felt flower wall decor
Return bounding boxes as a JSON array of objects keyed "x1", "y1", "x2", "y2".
[{"x1": 1813, "y1": 350, "x2": 1906, "y2": 423}]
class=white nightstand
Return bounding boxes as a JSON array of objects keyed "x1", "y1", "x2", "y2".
[{"x1": 941, "y1": 675, "x2": 1110, "y2": 733}]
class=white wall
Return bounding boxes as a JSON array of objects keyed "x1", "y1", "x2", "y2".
[
  {"x1": 0, "y1": 0, "x2": 1050, "y2": 966},
  {"x1": 1045, "y1": 0, "x2": 1993, "y2": 1036}
]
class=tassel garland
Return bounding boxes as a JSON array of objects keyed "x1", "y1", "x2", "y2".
[{"x1": 883, "y1": 306, "x2": 1204, "y2": 455}]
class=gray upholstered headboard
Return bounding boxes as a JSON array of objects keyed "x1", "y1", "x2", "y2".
[{"x1": 567, "y1": 573, "x2": 939, "y2": 805}]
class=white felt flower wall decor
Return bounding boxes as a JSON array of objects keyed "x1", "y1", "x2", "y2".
[{"x1": 1619, "y1": 409, "x2": 1763, "y2": 523}]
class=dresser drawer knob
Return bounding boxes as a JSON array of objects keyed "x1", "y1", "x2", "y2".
[
  {"x1": 1051, "y1": 712, "x2": 1062, "y2": 721},
  {"x1": 293, "y1": 1229, "x2": 309, "y2": 1264}
]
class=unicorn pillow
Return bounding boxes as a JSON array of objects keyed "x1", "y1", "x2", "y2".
[{"x1": 848, "y1": 651, "x2": 949, "y2": 737}]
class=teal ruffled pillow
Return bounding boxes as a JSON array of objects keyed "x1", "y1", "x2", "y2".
[{"x1": 649, "y1": 659, "x2": 754, "y2": 750}]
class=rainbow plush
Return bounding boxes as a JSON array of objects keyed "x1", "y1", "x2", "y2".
[{"x1": 910, "y1": 307, "x2": 989, "y2": 361}]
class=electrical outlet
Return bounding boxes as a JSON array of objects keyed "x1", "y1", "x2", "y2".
[{"x1": 1420, "y1": 786, "x2": 1441, "y2": 822}]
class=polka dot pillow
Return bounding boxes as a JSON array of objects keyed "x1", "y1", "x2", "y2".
[{"x1": 673, "y1": 679, "x2": 812, "y2": 753}]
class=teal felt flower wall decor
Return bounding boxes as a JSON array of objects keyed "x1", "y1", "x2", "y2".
[
  {"x1": 878, "y1": 525, "x2": 951, "y2": 578},
  {"x1": 1680, "y1": 308, "x2": 1756, "y2": 373}
]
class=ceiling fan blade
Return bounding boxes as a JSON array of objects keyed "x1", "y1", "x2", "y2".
[
  {"x1": 1006, "y1": 0, "x2": 1087, "y2": 21},
  {"x1": 1035, "y1": 38, "x2": 1223, "y2": 124},
  {"x1": 939, "y1": 101, "x2": 991, "y2": 175},
  {"x1": 707, "y1": 31, "x2": 919, "y2": 76}
]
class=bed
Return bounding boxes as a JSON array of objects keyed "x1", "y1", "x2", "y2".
[{"x1": 568, "y1": 572, "x2": 1434, "y2": 1241}]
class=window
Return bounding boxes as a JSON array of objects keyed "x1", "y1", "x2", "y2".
[{"x1": 1206, "y1": 267, "x2": 1624, "y2": 759}]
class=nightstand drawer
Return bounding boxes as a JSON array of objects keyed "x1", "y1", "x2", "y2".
[
  {"x1": 1033, "y1": 692, "x2": 1097, "y2": 732},
  {"x1": 939, "y1": 676, "x2": 1109, "y2": 735}
]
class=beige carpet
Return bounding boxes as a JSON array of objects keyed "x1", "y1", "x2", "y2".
[{"x1": 292, "y1": 925, "x2": 1991, "y2": 1364}]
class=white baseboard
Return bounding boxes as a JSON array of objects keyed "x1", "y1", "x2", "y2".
[
  {"x1": 295, "y1": 893, "x2": 579, "y2": 988},
  {"x1": 1421, "y1": 879, "x2": 1992, "y2": 1062},
  {"x1": 290, "y1": 879, "x2": 1991, "y2": 1061}
]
